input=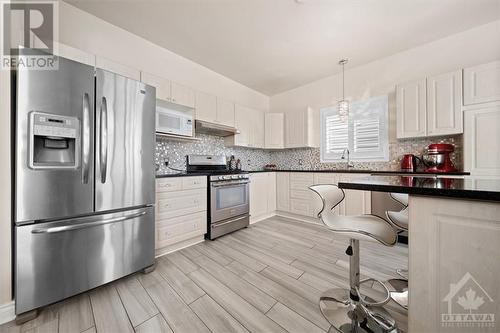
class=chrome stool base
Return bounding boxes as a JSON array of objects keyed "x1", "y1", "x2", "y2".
[
  {"x1": 320, "y1": 289, "x2": 398, "y2": 333},
  {"x1": 387, "y1": 279, "x2": 408, "y2": 310}
]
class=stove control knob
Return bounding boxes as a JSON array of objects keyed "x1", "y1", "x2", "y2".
[
  {"x1": 231, "y1": 175, "x2": 238, "y2": 179},
  {"x1": 218, "y1": 176, "x2": 224, "y2": 180},
  {"x1": 224, "y1": 175, "x2": 231, "y2": 180}
]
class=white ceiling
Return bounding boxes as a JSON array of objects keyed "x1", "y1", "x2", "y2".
[{"x1": 64, "y1": 0, "x2": 500, "y2": 95}]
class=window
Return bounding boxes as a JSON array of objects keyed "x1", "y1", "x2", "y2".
[{"x1": 320, "y1": 95, "x2": 389, "y2": 162}]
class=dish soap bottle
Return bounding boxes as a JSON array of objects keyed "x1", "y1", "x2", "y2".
[{"x1": 228, "y1": 155, "x2": 237, "y2": 171}]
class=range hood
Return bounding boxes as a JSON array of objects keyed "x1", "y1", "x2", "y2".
[{"x1": 195, "y1": 120, "x2": 239, "y2": 137}]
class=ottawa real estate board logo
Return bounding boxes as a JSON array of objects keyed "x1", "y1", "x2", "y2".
[
  {"x1": 442, "y1": 272, "x2": 495, "y2": 329},
  {"x1": 1, "y1": 0, "x2": 59, "y2": 70}
]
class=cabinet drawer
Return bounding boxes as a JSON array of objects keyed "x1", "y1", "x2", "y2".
[
  {"x1": 290, "y1": 173, "x2": 314, "y2": 190},
  {"x1": 290, "y1": 189, "x2": 312, "y2": 200},
  {"x1": 156, "y1": 178, "x2": 182, "y2": 193},
  {"x1": 182, "y1": 176, "x2": 206, "y2": 190},
  {"x1": 157, "y1": 189, "x2": 207, "y2": 218},
  {"x1": 290, "y1": 198, "x2": 313, "y2": 217},
  {"x1": 156, "y1": 212, "x2": 207, "y2": 249}
]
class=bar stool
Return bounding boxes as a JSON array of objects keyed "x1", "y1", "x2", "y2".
[
  {"x1": 309, "y1": 184, "x2": 399, "y2": 333},
  {"x1": 385, "y1": 193, "x2": 409, "y2": 310}
]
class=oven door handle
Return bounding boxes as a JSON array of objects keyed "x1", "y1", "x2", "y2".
[
  {"x1": 211, "y1": 181, "x2": 250, "y2": 188},
  {"x1": 212, "y1": 215, "x2": 249, "y2": 228}
]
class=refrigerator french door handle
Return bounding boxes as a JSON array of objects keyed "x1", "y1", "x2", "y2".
[
  {"x1": 31, "y1": 210, "x2": 147, "y2": 234},
  {"x1": 82, "y1": 93, "x2": 90, "y2": 184},
  {"x1": 100, "y1": 96, "x2": 108, "y2": 183}
]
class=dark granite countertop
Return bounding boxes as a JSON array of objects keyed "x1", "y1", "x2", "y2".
[
  {"x1": 156, "y1": 172, "x2": 210, "y2": 178},
  {"x1": 338, "y1": 175, "x2": 500, "y2": 202},
  {"x1": 247, "y1": 169, "x2": 470, "y2": 176}
]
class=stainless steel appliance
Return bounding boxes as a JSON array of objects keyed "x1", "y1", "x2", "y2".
[
  {"x1": 156, "y1": 100, "x2": 194, "y2": 137},
  {"x1": 14, "y1": 56, "x2": 156, "y2": 316},
  {"x1": 186, "y1": 155, "x2": 250, "y2": 239}
]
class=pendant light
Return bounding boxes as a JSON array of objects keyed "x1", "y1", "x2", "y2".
[{"x1": 337, "y1": 59, "x2": 349, "y2": 121}]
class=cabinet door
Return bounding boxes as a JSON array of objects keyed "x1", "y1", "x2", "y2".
[
  {"x1": 252, "y1": 109, "x2": 265, "y2": 148},
  {"x1": 233, "y1": 105, "x2": 251, "y2": 146},
  {"x1": 95, "y1": 56, "x2": 140, "y2": 81},
  {"x1": 171, "y1": 82, "x2": 195, "y2": 108},
  {"x1": 250, "y1": 173, "x2": 269, "y2": 219},
  {"x1": 396, "y1": 79, "x2": 427, "y2": 138},
  {"x1": 339, "y1": 174, "x2": 371, "y2": 216},
  {"x1": 265, "y1": 113, "x2": 284, "y2": 149},
  {"x1": 216, "y1": 98, "x2": 235, "y2": 127},
  {"x1": 285, "y1": 111, "x2": 307, "y2": 148},
  {"x1": 276, "y1": 172, "x2": 290, "y2": 212},
  {"x1": 463, "y1": 61, "x2": 500, "y2": 105},
  {"x1": 141, "y1": 71, "x2": 171, "y2": 102},
  {"x1": 464, "y1": 106, "x2": 500, "y2": 176},
  {"x1": 267, "y1": 172, "x2": 277, "y2": 212},
  {"x1": 427, "y1": 70, "x2": 463, "y2": 136},
  {"x1": 195, "y1": 91, "x2": 217, "y2": 123}
]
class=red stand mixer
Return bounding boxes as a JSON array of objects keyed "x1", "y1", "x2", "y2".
[{"x1": 422, "y1": 143, "x2": 457, "y2": 173}]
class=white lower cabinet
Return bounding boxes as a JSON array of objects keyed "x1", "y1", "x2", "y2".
[
  {"x1": 464, "y1": 106, "x2": 500, "y2": 176},
  {"x1": 249, "y1": 172, "x2": 276, "y2": 223},
  {"x1": 155, "y1": 176, "x2": 207, "y2": 254},
  {"x1": 276, "y1": 172, "x2": 371, "y2": 220},
  {"x1": 276, "y1": 172, "x2": 290, "y2": 212}
]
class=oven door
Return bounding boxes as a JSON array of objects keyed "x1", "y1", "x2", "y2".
[{"x1": 210, "y1": 180, "x2": 249, "y2": 223}]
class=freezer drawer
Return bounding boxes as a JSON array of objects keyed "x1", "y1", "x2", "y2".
[{"x1": 15, "y1": 206, "x2": 154, "y2": 315}]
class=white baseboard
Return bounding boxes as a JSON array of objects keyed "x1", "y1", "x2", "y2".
[
  {"x1": 0, "y1": 301, "x2": 15, "y2": 325},
  {"x1": 250, "y1": 212, "x2": 276, "y2": 224},
  {"x1": 155, "y1": 235, "x2": 205, "y2": 258}
]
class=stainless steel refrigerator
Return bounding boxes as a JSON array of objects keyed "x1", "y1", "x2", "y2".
[{"x1": 14, "y1": 56, "x2": 156, "y2": 316}]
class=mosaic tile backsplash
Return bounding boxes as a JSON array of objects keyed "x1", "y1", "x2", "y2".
[{"x1": 155, "y1": 134, "x2": 463, "y2": 175}]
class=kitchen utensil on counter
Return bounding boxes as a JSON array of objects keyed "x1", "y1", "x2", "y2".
[
  {"x1": 400, "y1": 154, "x2": 421, "y2": 172},
  {"x1": 422, "y1": 143, "x2": 457, "y2": 173},
  {"x1": 228, "y1": 155, "x2": 237, "y2": 171}
]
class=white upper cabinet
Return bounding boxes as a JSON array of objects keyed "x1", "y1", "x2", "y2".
[
  {"x1": 141, "y1": 71, "x2": 171, "y2": 102},
  {"x1": 226, "y1": 105, "x2": 264, "y2": 148},
  {"x1": 171, "y1": 82, "x2": 195, "y2": 108},
  {"x1": 252, "y1": 109, "x2": 265, "y2": 148},
  {"x1": 195, "y1": 91, "x2": 217, "y2": 123},
  {"x1": 195, "y1": 94, "x2": 235, "y2": 127},
  {"x1": 427, "y1": 70, "x2": 463, "y2": 136},
  {"x1": 96, "y1": 56, "x2": 141, "y2": 81},
  {"x1": 463, "y1": 61, "x2": 500, "y2": 106},
  {"x1": 265, "y1": 113, "x2": 285, "y2": 149},
  {"x1": 464, "y1": 106, "x2": 500, "y2": 176},
  {"x1": 285, "y1": 108, "x2": 317, "y2": 148},
  {"x1": 397, "y1": 70, "x2": 464, "y2": 139},
  {"x1": 216, "y1": 98, "x2": 235, "y2": 127},
  {"x1": 396, "y1": 79, "x2": 427, "y2": 138}
]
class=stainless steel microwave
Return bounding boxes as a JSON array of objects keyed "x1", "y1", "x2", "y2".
[{"x1": 156, "y1": 104, "x2": 193, "y2": 137}]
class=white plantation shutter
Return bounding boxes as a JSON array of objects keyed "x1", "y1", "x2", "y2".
[
  {"x1": 320, "y1": 95, "x2": 389, "y2": 162},
  {"x1": 325, "y1": 114, "x2": 348, "y2": 154},
  {"x1": 353, "y1": 118, "x2": 380, "y2": 153}
]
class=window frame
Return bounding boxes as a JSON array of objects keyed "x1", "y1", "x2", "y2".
[{"x1": 320, "y1": 95, "x2": 390, "y2": 163}]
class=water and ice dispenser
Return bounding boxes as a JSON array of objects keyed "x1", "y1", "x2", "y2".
[{"x1": 29, "y1": 112, "x2": 80, "y2": 169}]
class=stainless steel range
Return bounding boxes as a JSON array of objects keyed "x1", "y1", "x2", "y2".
[{"x1": 186, "y1": 155, "x2": 250, "y2": 239}]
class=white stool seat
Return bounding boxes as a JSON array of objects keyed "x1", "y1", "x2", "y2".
[
  {"x1": 323, "y1": 215, "x2": 398, "y2": 246},
  {"x1": 386, "y1": 207, "x2": 409, "y2": 231}
]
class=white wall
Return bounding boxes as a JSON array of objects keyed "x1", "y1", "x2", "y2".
[
  {"x1": 270, "y1": 20, "x2": 500, "y2": 141},
  {"x1": 59, "y1": 2, "x2": 269, "y2": 112}
]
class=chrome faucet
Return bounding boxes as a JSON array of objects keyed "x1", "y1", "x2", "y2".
[{"x1": 341, "y1": 148, "x2": 354, "y2": 168}]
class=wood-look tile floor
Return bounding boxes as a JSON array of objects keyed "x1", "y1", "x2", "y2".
[{"x1": 1, "y1": 216, "x2": 408, "y2": 333}]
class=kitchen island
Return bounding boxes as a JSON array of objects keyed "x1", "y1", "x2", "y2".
[{"x1": 338, "y1": 176, "x2": 500, "y2": 333}]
